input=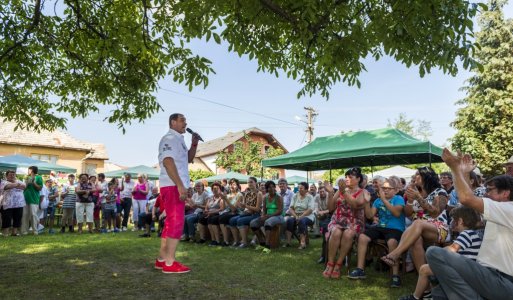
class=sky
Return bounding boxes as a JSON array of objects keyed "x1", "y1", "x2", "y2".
[{"x1": 63, "y1": 4, "x2": 513, "y2": 175}]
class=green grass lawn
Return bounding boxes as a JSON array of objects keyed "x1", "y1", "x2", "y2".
[{"x1": 0, "y1": 231, "x2": 417, "y2": 299}]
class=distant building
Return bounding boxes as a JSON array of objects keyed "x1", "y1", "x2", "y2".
[
  {"x1": 189, "y1": 127, "x2": 287, "y2": 178},
  {"x1": 0, "y1": 118, "x2": 108, "y2": 174}
]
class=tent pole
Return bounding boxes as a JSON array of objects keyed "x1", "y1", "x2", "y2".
[
  {"x1": 329, "y1": 162, "x2": 332, "y2": 183},
  {"x1": 429, "y1": 143, "x2": 433, "y2": 167}
]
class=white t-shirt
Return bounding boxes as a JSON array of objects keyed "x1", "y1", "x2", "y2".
[
  {"x1": 120, "y1": 180, "x2": 135, "y2": 199},
  {"x1": 290, "y1": 193, "x2": 315, "y2": 222},
  {"x1": 477, "y1": 197, "x2": 513, "y2": 276},
  {"x1": 158, "y1": 129, "x2": 190, "y2": 188},
  {"x1": 39, "y1": 185, "x2": 50, "y2": 210}
]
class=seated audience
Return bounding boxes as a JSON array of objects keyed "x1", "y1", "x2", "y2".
[
  {"x1": 250, "y1": 180, "x2": 284, "y2": 248},
  {"x1": 400, "y1": 205, "x2": 482, "y2": 300},
  {"x1": 199, "y1": 182, "x2": 225, "y2": 246},
  {"x1": 323, "y1": 167, "x2": 370, "y2": 279},
  {"x1": 228, "y1": 177, "x2": 262, "y2": 249},
  {"x1": 425, "y1": 149, "x2": 513, "y2": 299},
  {"x1": 381, "y1": 167, "x2": 448, "y2": 274},
  {"x1": 315, "y1": 184, "x2": 331, "y2": 263},
  {"x1": 348, "y1": 178, "x2": 405, "y2": 288},
  {"x1": 284, "y1": 181, "x2": 315, "y2": 249},
  {"x1": 182, "y1": 181, "x2": 209, "y2": 242},
  {"x1": 219, "y1": 178, "x2": 243, "y2": 246}
]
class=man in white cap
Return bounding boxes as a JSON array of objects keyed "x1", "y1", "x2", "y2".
[{"x1": 503, "y1": 155, "x2": 513, "y2": 177}]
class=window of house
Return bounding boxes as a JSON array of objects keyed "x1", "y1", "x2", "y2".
[
  {"x1": 31, "y1": 153, "x2": 58, "y2": 164},
  {"x1": 85, "y1": 163, "x2": 97, "y2": 175}
]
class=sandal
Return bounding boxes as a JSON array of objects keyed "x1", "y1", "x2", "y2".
[
  {"x1": 381, "y1": 255, "x2": 397, "y2": 267},
  {"x1": 323, "y1": 262, "x2": 334, "y2": 278},
  {"x1": 331, "y1": 262, "x2": 343, "y2": 279}
]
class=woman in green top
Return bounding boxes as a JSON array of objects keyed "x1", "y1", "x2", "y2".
[{"x1": 250, "y1": 181, "x2": 284, "y2": 248}]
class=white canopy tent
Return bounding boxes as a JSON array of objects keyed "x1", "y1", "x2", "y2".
[{"x1": 367, "y1": 166, "x2": 416, "y2": 180}]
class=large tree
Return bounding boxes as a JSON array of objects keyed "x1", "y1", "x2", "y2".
[
  {"x1": 1, "y1": 0, "x2": 484, "y2": 131},
  {"x1": 387, "y1": 112, "x2": 433, "y2": 141},
  {"x1": 451, "y1": 0, "x2": 513, "y2": 175}
]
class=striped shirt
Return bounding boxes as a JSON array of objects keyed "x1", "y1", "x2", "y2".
[
  {"x1": 62, "y1": 183, "x2": 77, "y2": 209},
  {"x1": 454, "y1": 229, "x2": 482, "y2": 260}
]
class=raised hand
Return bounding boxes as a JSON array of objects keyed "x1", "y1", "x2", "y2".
[
  {"x1": 442, "y1": 148, "x2": 462, "y2": 169},
  {"x1": 461, "y1": 153, "x2": 477, "y2": 174},
  {"x1": 324, "y1": 181, "x2": 334, "y2": 193}
]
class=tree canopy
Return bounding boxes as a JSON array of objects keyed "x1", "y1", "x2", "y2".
[
  {"x1": 215, "y1": 133, "x2": 284, "y2": 178},
  {"x1": 451, "y1": 0, "x2": 513, "y2": 175},
  {"x1": 1, "y1": 0, "x2": 485, "y2": 131},
  {"x1": 387, "y1": 112, "x2": 433, "y2": 141}
]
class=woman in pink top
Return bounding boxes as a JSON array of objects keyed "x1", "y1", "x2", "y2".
[{"x1": 132, "y1": 173, "x2": 149, "y2": 231}]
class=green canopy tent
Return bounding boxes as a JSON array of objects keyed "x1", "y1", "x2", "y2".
[
  {"x1": 197, "y1": 171, "x2": 251, "y2": 184},
  {"x1": 0, "y1": 154, "x2": 76, "y2": 174},
  {"x1": 104, "y1": 165, "x2": 160, "y2": 180},
  {"x1": 285, "y1": 175, "x2": 315, "y2": 184},
  {"x1": 262, "y1": 128, "x2": 443, "y2": 171}
]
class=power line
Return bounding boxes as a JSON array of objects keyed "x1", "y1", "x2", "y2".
[{"x1": 160, "y1": 87, "x2": 301, "y2": 126}]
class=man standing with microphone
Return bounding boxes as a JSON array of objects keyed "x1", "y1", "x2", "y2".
[{"x1": 155, "y1": 113, "x2": 200, "y2": 274}]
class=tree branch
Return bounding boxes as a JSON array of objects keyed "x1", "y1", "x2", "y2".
[
  {"x1": 258, "y1": 0, "x2": 298, "y2": 27},
  {"x1": 66, "y1": 0, "x2": 108, "y2": 39},
  {"x1": 0, "y1": 0, "x2": 42, "y2": 64}
]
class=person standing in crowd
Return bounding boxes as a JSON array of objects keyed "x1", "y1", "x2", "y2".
[
  {"x1": 38, "y1": 179, "x2": 51, "y2": 234},
  {"x1": 119, "y1": 173, "x2": 135, "y2": 231},
  {"x1": 0, "y1": 170, "x2": 26, "y2": 236},
  {"x1": 75, "y1": 173, "x2": 94, "y2": 234},
  {"x1": 60, "y1": 174, "x2": 77, "y2": 233},
  {"x1": 440, "y1": 172, "x2": 454, "y2": 193},
  {"x1": 22, "y1": 166, "x2": 43, "y2": 235},
  {"x1": 103, "y1": 180, "x2": 118, "y2": 233},
  {"x1": 132, "y1": 173, "x2": 150, "y2": 231},
  {"x1": 89, "y1": 175, "x2": 102, "y2": 232},
  {"x1": 97, "y1": 173, "x2": 109, "y2": 231},
  {"x1": 425, "y1": 149, "x2": 513, "y2": 299},
  {"x1": 46, "y1": 179, "x2": 59, "y2": 234},
  {"x1": 154, "y1": 113, "x2": 199, "y2": 274}
]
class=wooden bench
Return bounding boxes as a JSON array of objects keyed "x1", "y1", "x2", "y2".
[{"x1": 269, "y1": 224, "x2": 282, "y2": 249}]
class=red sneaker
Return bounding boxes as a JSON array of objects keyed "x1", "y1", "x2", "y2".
[
  {"x1": 162, "y1": 261, "x2": 191, "y2": 274},
  {"x1": 154, "y1": 259, "x2": 165, "y2": 270}
]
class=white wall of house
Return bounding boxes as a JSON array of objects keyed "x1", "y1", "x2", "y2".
[{"x1": 202, "y1": 154, "x2": 218, "y2": 174}]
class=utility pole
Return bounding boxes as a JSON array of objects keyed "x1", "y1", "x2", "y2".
[
  {"x1": 300, "y1": 107, "x2": 318, "y2": 184},
  {"x1": 304, "y1": 106, "x2": 318, "y2": 144}
]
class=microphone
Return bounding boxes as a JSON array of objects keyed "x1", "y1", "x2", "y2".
[{"x1": 186, "y1": 128, "x2": 204, "y2": 142}]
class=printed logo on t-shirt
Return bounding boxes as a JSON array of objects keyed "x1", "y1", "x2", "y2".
[{"x1": 163, "y1": 144, "x2": 172, "y2": 151}]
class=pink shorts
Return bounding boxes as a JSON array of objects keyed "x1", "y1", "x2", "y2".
[{"x1": 161, "y1": 186, "x2": 185, "y2": 239}]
